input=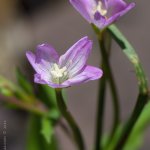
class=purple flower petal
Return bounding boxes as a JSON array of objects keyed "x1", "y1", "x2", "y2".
[
  {"x1": 106, "y1": 0, "x2": 126, "y2": 16},
  {"x1": 26, "y1": 51, "x2": 53, "y2": 82},
  {"x1": 26, "y1": 44, "x2": 60, "y2": 84},
  {"x1": 34, "y1": 73, "x2": 67, "y2": 88},
  {"x1": 107, "y1": 0, "x2": 135, "y2": 17},
  {"x1": 26, "y1": 51, "x2": 46, "y2": 74},
  {"x1": 93, "y1": 15, "x2": 106, "y2": 29},
  {"x1": 26, "y1": 37, "x2": 103, "y2": 89},
  {"x1": 94, "y1": 11, "x2": 103, "y2": 20},
  {"x1": 61, "y1": 65, "x2": 103, "y2": 86},
  {"x1": 70, "y1": 0, "x2": 135, "y2": 29},
  {"x1": 35, "y1": 43, "x2": 59, "y2": 64},
  {"x1": 104, "y1": 2, "x2": 135, "y2": 26},
  {"x1": 70, "y1": 0, "x2": 94, "y2": 23},
  {"x1": 101, "y1": 0, "x2": 108, "y2": 8},
  {"x1": 104, "y1": 13, "x2": 120, "y2": 27},
  {"x1": 34, "y1": 73, "x2": 48, "y2": 84},
  {"x1": 59, "y1": 36, "x2": 92, "y2": 77},
  {"x1": 115, "y1": 2, "x2": 135, "y2": 18}
]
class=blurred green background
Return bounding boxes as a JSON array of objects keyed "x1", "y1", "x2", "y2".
[{"x1": 0, "y1": 0, "x2": 150, "y2": 150}]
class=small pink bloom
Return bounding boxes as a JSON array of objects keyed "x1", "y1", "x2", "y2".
[
  {"x1": 26, "y1": 37, "x2": 103, "y2": 88},
  {"x1": 70, "y1": 0, "x2": 135, "y2": 29}
]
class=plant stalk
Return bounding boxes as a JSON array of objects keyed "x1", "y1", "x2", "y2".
[
  {"x1": 55, "y1": 88, "x2": 85, "y2": 150},
  {"x1": 107, "y1": 24, "x2": 149, "y2": 149},
  {"x1": 92, "y1": 25, "x2": 120, "y2": 150}
]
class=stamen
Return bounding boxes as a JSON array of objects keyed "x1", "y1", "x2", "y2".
[
  {"x1": 97, "y1": 1, "x2": 107, "y2": 16},
  {"x1": 92, "y1": 1, "x2": 107, "y2": 18},
  {"x1": 50, "y1": 63, "x2": 68, "y2": 84}
]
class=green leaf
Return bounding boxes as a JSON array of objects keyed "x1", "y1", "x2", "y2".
[
  {"x1": 48, "y1": 108, "x2": 60, "y2": 120},
  {"x1": 0, "y1": 88, "x2": 13, "y2": 97},
  {"x1": 26, "y1": 115, "x2": 42, "y2": 150},
  {"x1": 0, "y1": 76, "x2": 16, "y2": 97},
  {"x1": 108, "y1": 25, "x2": 149, "y2": 150},
  {"x1": 37, "y1": 85, "x2": 60, "y2": 122},
  {"x1": 26, "y1": 115, "x2": 58, "y2": 150},
  {"x1": 124, "y1": 101, "x2": 150, "y2": 150},
  {"x1": 107, "y1": 24, "x2": 149, "y2": 149},
  {"x1": 0, "y1": 75, "x2": 34, "y2": 103},
  {"x1": 103, "y1": 126, "x2": 123, "y2": 150},
  {"x1": 37, "y1": 85, "x2": 57, "y2": 108},
  {"x1": 16, "y1": 68, "x2": 34, "y2": 95},
  {"x1": 41, "y1": 117, "x2": 54, "y2": 144},
  {"x1": 105, "y1": 102, "x2": 150, "y2": 150},
  {"x1": 107, "y1": 24, "x2": 148, "y2": 95}
]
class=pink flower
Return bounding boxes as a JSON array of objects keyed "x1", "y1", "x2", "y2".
[
  {"x1": 26, "y1": 37, "x2": 103, "y2": 88},
  {"x1": 70, "y1": 0, "x2": 135, "y2": 29}
]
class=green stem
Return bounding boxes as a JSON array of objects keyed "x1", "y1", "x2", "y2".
[
  {"x1": 92, "y1": 25, "x2": 120, "y2": 150},
  {"x1": 107, "y1": 24, "x2": 149, "y2": 150},
  {"x1": 55, "y1": 88, "x2": 85, "y2": 150},
  {"x1": 99, "y1": 30, "x2": 120, "y2": 145},
  {"x1": 95, "y1": 67, "x2": 107, "y2": 150}
]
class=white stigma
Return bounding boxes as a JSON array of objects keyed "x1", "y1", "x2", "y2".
[
  {"x1": 94, "y1": 1, "x2": 107, "y2": 16},
  {"x1": 50, "y1": 63, "x2": 68, "y2": 84}
]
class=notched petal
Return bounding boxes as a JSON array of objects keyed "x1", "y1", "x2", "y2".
[
  {"x1": 70, "y1": 0, "x2": 93, "y2": 23},
  {"x1": 70, "y1": 0, "x2": 135, "y2": 29},
  {"x1": 26, "y1": 51, "x2": 40, "y2": 73},
  {"x1": 26, "y1": 37, "x2": 103, "y2": 88},
  {"x1": 26, "y1": 50, "x2": 52, "y2": 82},
  {"x1": 62, "y1": 65, "x2": 103, "y2": 87},
  {"x1": 36, "y1": 43, "x2": 59, "y2": 63},
  {"x1": 59, "y1": 36, "x2": 93, "y2": 77}
]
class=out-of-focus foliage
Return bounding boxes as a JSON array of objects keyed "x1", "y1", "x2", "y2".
[
  {"x1": 102, "y1": 101, "x2": 150, "y2": 150},
  {"x1": 26, "y1": 115, "x2": 58, "y2": 150},
  {"x1": 0, "y1": 68, "x2": 61, "y2": 149},
  {"x1": 124, "y1": 101, "x2": 150, "y2": 150},
  {"x1": 16, "y1": 68, "x2": 34, "y2": 96},
  {"x1": 41, "y1": 117, "x2": 54, "y2": 144}
]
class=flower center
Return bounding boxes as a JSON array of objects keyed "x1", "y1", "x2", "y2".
[
  {"x1": 50, "y1": 63, "x2": 68, "y2": 84},
  {"x1": 93, "y1": 1, "x2": 107, "y2": 20}
]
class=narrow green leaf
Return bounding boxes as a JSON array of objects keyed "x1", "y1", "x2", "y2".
[
  {"x1": 107, "y1": 24, "x2": 148, "y2": 94},
  {"x1": 16, "y1": 68, "x2": 34, "y2": 95},
  {"x1": 107, "y1": 24, "x2": 149, "y2": 150},
  {"x1": 0, "y1": 76, "x2": 16, "y2": 97},
  {"x1": 0, "y1": 88, "x2": 13, "y2": 97},
  {"x1": 26, "y1": 115, "x2": 58, "y2": 150},
  {"x1": 37, "y1": 85, "x2": 60, "y2": 121},
  {"x1": 26, "y1": 115, "x2": 42, "y2": 150},
  {"x1": 0, "y1": 75, "x2": 34, "y2": 103},
  {"x1": 104, "y1": 102, "x2": 150, "y2": 150},
  {"x1": 37, "y1": 85, "x2": 57, "y2": 108},
  {"x1": 41, "y1": 117, "x2": 54, "y2": 144},
  {"x1": 103, "y1": 126, "x2": 123, "y2": 150},
  {"x1": 124, "y1": 101, "x2": 150, "y2": 150}
]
